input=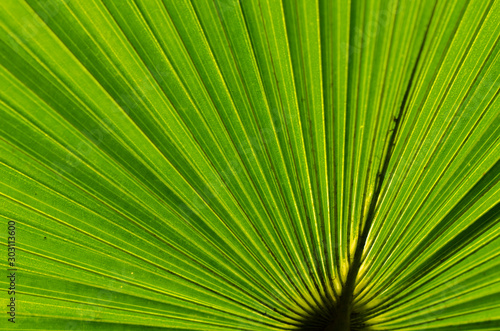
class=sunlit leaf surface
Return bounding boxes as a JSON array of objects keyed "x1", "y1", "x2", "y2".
[{"x1": 1, "y1": 0, "x2": 499, "y2": 330}]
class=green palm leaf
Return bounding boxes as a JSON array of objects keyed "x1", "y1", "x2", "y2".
[{"x1": 1, "y1": 0, "x2": 499, "y2": 330}]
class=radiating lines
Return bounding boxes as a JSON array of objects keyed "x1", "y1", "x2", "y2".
[{"x1": 0, "y1": 0, "x2": 499, "y2": 330}]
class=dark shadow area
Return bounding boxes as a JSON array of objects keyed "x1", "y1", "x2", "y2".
[
  {"x1": 295, "y1": 306, "x2": 333, "y2": 330},
  {"x1": 295, "y1": 304, "x2": 367, "y2": 330}
]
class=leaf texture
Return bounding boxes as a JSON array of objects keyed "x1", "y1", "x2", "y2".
[{"x1": 0, "y1": 0, "x2": 499, "y2": 330}]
